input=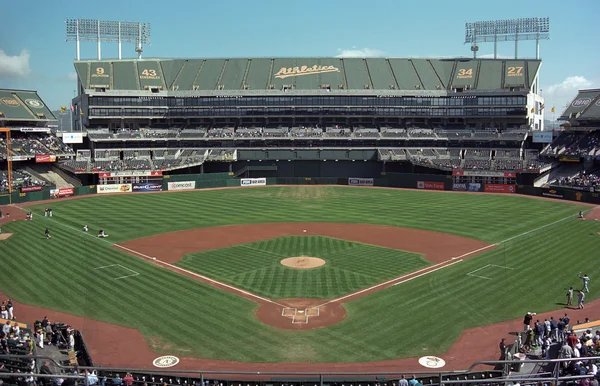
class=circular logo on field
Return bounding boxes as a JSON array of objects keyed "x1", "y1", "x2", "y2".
[
  {"x1": 0, "y1": 97, "x2": 20, "y2": 107},
  {"x1": 418, "y1": 356, "x2": 446, "y2": 368},
  {"x1": 25, "y1": 99, "x2": 43, "y2": 108},
  {"x1": 572, "y1": 98, "x2": 591, "y2": 107},
  {"x1": 152, "y1": 355, "x2": 179, "y2": 368}
]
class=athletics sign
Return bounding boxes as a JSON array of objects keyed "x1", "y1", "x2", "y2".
[{"x1": 274, "y1": 65, "x2": 340, "y2": 79}]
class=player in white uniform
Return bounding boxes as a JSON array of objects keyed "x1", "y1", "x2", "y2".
[{"x1": 579, "y1": 273, "x2": 590, "y2": 293}]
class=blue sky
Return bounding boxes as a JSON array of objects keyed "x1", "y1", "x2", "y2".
[{"x1": 1, "y1": 0, "x2": 598, "y2": 113}]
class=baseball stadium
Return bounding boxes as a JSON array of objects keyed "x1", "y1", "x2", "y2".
[{"x1": 2, "y1": 15, "x2": 600, "y2": 386}]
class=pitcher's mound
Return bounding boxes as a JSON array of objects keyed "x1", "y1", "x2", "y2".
[
  {"x1": 281, "y1": 256, "x2": 326, "y2": 269},
  {"x1": 0, "y1": 233, "x2": 13, "y2": 240}
]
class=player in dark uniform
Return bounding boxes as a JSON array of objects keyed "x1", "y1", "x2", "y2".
[{"x1": 45, "y1": 228, "x2": 51, "y2": 239}]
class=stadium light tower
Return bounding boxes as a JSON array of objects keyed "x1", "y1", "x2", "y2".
[
  {"x1": 464, "y1": 17, "x2": 550, "y2": 59},
  {"x1": 65, "y1": 19, "x2": 151, "y2": 60}
]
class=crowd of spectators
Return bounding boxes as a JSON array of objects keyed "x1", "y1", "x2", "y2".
[
  {"x1": 544, "y1": 132, "x2": 600, "y2": 157},
  {"x1": 0, "y1": 170, "x2": 47, "y2": 193},
  {"x1": 557, "y1": 171, "x2": 600, "y2": 188},
  {"x1": 83, "y1": 126, "x2": 531, "y2": 141}
]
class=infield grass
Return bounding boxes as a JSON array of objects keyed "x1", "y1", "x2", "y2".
[
  {"x1": 176, "y1": 235, "x2": 429, "y2": 299},
  {"x1": 0, "y1": 186, "x2": 596, "y2": 363}
]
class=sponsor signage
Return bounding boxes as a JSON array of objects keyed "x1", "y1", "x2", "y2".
[
  {"x1": 62, "y1": 132, "x2": 83, "y2": 144},
  {"x1": 167, "y1": 181, "x2": 196, "y2": 191},
  {"x1": 571, "y1": 185, "x2": 594, "y2": 192},
  {"x1": 468, "y1": 183, "x2": 483, "y2": 192},
  {"x1": 21, "y1": 185, "x2": 42, "y2": 193},
  {"x1": 132, "y1": 182, "x2": 162, "y2": 192},
  {"x1": 558, "y1": 155, "x2": 581, "y2": 163},
  {"x1": 484, "y1": 184, "x2": 516, "y2": 193},
  {"x1": 452, "y1": 183, "x2": 467, "y2": 191},
  {"x1": 97, "y1": 170, "x2": 162, "y2": 177},
  {"x1": 50, "y1": 187, "x2": 75, "y2": 198},
  {"x1": 35, "y1": 154, "x2": 56, "y2": 163},
  {"x1": 274, "y1": 65, "x2": 340, "y2": 80},
  {"x1": 241, "y1": 178, "x2": 267, "y2": 186},
  {"x1": 96, "y1": 184, "x2": 132, "y2": 194},
  {"x1": 20, "y1": 127, "x2": 50, "y2": 133},
  {"x1": 417, "y1": 181, "x2": 445, "y2": 191},
  {"x1": 348, "y1": 177, "x2": 374, "y2": 186},
  {"x1": 542, "y1": 188, "x2": 565, "y2": 199},
  {"x1": 453, "y1": 170, "x2": 516, "y2": 178},
  {"x1": 9, "y1": 156, "x2": 28, "y2": 161},
  {"x1": 532, "y1": 131, "x2": 553, "y2": 143}
]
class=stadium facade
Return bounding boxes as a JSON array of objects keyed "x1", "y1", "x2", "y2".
[{"x1": 52, "y1": 57, "x2": 548, "y2": 187}]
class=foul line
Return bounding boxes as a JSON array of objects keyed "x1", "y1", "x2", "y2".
[
  {"x1": 114, "y1": 244, "x2": 286, "y2": 308},
  {"x1": 317, "y1": 212, "x2": 579, "y2": 308}
]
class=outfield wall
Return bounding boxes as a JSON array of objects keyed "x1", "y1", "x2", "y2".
[{"x1": 2, "y1": 172, "x2": 600, "y2": 206}]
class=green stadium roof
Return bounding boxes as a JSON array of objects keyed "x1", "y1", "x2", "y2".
[
  {"x1": 0, "y1": 89, "x2": 56, "y2": 122},
  {"x1": 74, "y1": 57, "x2": 541, "y2": 93},
  {"x1": 560, "y1": 89, "x2": 600, "y2": 121}
]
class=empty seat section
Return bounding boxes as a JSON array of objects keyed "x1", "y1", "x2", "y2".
[
  {"x1": 388, "y1": 59, "x2": 421, "y2": 91},
  {"x1": 365, "y1": 59, "x2": 396, "y2": 89},
  {"x1": 477, "y1": 61, "x2": 502, "y2": 90},
  {"x1": 195, "y1": 59, "x2": 226, "y2": 90},
  {"x1": 112, "y1": 61, "x2": 139, "y2": 90},
  {"x1": 411, "y1": 59, "x2": 442, "y2": 90},
  {"x1": 245, "y1": 59, "x2": 271, "y2": 90},
  {"x1": 220, "y1": 59, "x2": 248, "y2": 90},
  {"x1": 342, "y1": 58, "x2": 371, "y2": 89}
]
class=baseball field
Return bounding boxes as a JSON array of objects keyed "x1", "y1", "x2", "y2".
[{"x1": 0, "y1": 185, "x2": 597, "y2": 365}]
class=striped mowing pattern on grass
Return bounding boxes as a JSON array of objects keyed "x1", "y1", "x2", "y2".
[
  {"x1": 0, "y1": 186, "x2": 593, "y2": 363},
  {"x1": 176, "y1": 236, "x2": 429, "y2": 299}
]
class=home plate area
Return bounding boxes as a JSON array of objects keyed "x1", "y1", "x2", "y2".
[{"x1": 282, "y1": 307, "x2": 320, "y2": 324}]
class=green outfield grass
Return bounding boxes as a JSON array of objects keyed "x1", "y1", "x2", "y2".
[
  {"x1": 0, "y1": 186, "x2": 596, "y2": 362},
  {"x1": 176, "y1": 235, "x2": 429, "y2": 299}
]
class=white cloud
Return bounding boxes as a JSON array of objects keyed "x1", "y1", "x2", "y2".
[
  {"x1": 543, "y1": 76, "x2": 598, "y2": 112},
  {"x1": 335, "y1": 47, "x2": 386, "y2": 58},
  {"x1": 0, "y1": 49, "x2": 31, "y2": 78},
  {"x1": 57, "y1": 71, "x2": 78, "y2": 82}
]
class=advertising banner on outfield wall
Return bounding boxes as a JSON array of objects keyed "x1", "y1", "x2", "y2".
[
  {"x1": 35, "y1": 154, "x2": 56, "y2": 163},
  {"x1": 167, "y1": 181, "x2": 196, "y2": 191},
  {"x1": 468, "y1": 183, "x2": 483, "y2": 192},
  {"x1": 484, "y1": 184, "x2": 516, "y2": 193},
  {"x1": 21, "y1": 186, "x2": 42, "y2": 193},
  {"x1": 241, "y1": 178, "x2": 266, "y2": 186},
  {"x1": 132, "y1": 183, "x2": 162, "y2": 192},
  {"x1": 348, "y1": 178, "x2": 374, "y2": 186},
  {"x1": 97, "y1": 184, "x2": 132, "y2": 194},
  {"x1": 452, "y1": 183, "x2": 467, "y2": 191},
  {"x1": 50, "y1": 187, "x2": 75, "y2": 198},
  {"x1": 541, "y1": 188, "x2": 565, "y2": 199},
  {"x1": 453, "y1": 170, "x2": 516, "y2": 178},
  {"x1": 417, "y1": 181, "x2": 445, "y2": 191}
]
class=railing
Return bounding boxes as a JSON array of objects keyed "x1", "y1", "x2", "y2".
[{"x1": 0, "y1": 354, "x2": 597, "y2": 386}]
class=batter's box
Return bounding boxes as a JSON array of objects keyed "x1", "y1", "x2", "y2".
[
  {"x1": 292, "y1": 311, "x2": 308, "y2": 324},
  {"x1": 305, "y1": 307, "x2": 320, "y2": 317},
  {"x1": 282, "y1": 307, "x2": 297, "y2": 317}
]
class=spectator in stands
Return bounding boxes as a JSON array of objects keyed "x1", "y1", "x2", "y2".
[
  {"x1": 408, "y1": 375, "x2": 422, "y2": 386},
  {"x1": 112, "y1": 374, "x2": 123, "y2": 385},
  {"x1": 1, "y1": 322, "x2": 10, "y2": 336},
  {"x1": 123, "y1": 373, "x2": 134, "y2": 386},
  {"x1": 87, "y1": 370, "x2": 99, "y2": 385},
  {"x1": 399, "y1": 375, "x2": 409, "y2": 386}
]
